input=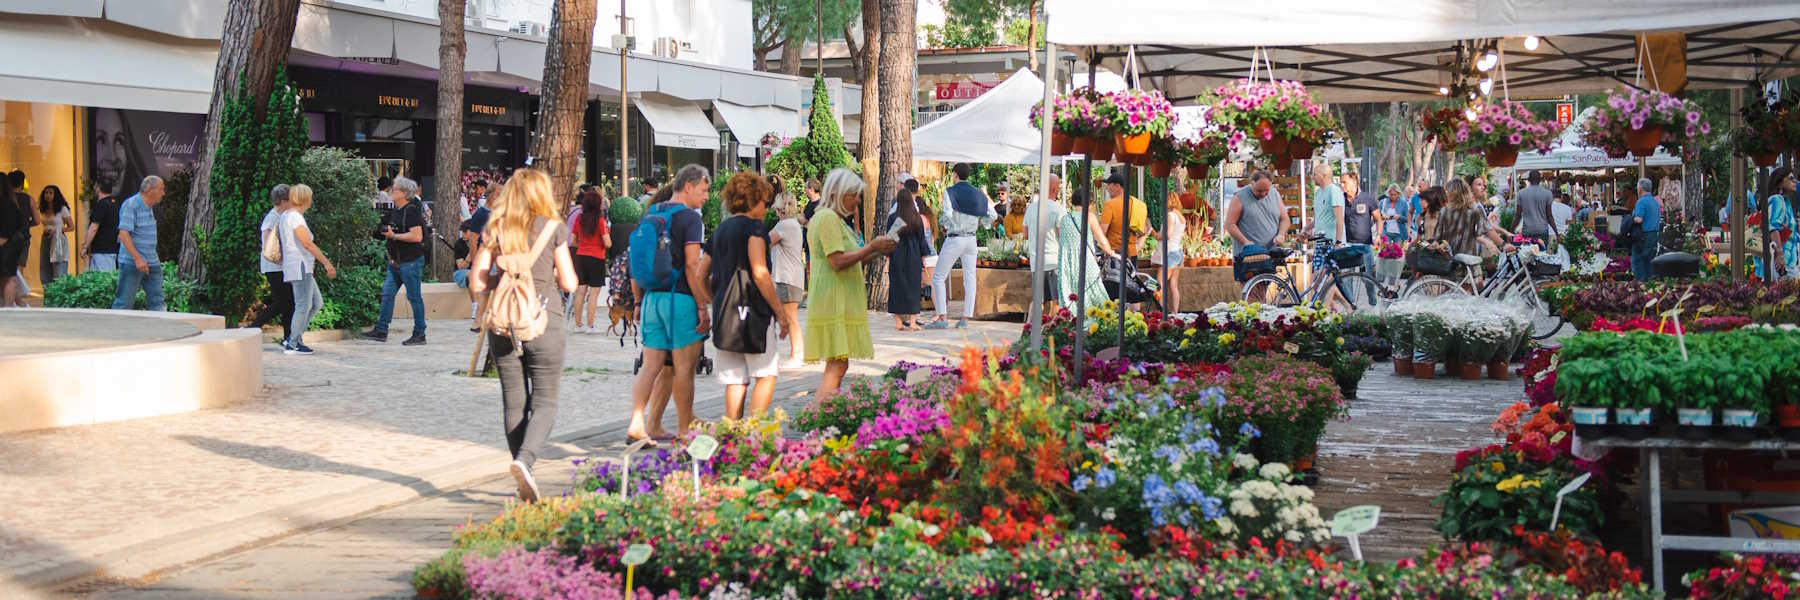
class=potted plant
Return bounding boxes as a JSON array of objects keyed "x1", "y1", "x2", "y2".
[
  {"x1": 1412, "y1": 313, "x2": 1448, "y2": 379},
  {"x1": 1555, "y1": 357, "x2": 1615, "y2": 438},
  {"x1": 1456, "y1": 322, "x2": 1495, "y2": 380},
  {"x1": 1201, "y1": 79, "x2": 1332, "y2": 162},
  {"x1": 1718, "y1": 359, "x2": 1767, "y2": 441},
  {"x1": 1591, "y1": 87, "x2": 1711, "y2": 157},
  {"x1": 1030, "y1": 92, "x2": 1091, "y2": 156},
  {"x1": 1097, "y1": 89, "x2": 1176, "y2": 162},
  {"x1": 1453, "y1": 101, "x2": 1562, "y2": 168},
  {"x1": 1182, "y1": 133, "x2": 1230, "y2": 180},
  {"x1": 1671, "y1": 358, "x2": 1721, "y2": 441},
  {"x1": 1388, "y1": 311, "x2": 1415, "y2": 375},
  {"x1": 1147, "y1": 134, "x2": 1181, "y2": 178},
  {"x1": 1488, "y1": 318, "x2": 1524, "y2": 379}
]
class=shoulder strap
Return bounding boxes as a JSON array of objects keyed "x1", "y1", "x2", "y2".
[{"x1": 525, "y1": 221, "x2": 558, "y2": 263}]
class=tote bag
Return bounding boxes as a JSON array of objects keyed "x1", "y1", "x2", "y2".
[{"x1": 712, "y1": 222, "x2": 775, "y2": 354}]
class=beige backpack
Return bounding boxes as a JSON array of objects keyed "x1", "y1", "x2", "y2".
[{"x1": 480, "y1": 223, "x2": 559, "y2": 342}]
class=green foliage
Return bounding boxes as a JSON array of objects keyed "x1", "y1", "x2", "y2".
[
  {"x1": 311, "y1": 265, "x2": 383, "y2": 331},
  {"x1": 294, "y1": 146, "x2": 383, "y2": 268},
  {"x1": 43, "y1": 265, "x2": 198, "y2": 313},
  {"x1": 765, "y1": 77, "x2": 856, "y2": 201},
  {"x1": 751, "y1": 0, "x2": 856, "y2": 43},
  {"x1": 608, "y1": 196, "x2": 641, "y2": 252},
  {"x1": 1435, "y1": 449, "x2": 1602, "y2": 542},
  {"x1": 202, "y1": 68, "x2": 308, "y2": 324},
  {"x1": 154, "y1": 168, "x2": 194, "y2": 262},
  {"x1": 703, "y1": 173, "x2": 729, "y2": 235}
]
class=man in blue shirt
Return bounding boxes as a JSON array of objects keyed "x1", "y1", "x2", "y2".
[
  {"x1": 1630, "y1": 177, "x2": 1661, "y2": 282},
  {"x1": 112, "y1": 175, "x2": 166, "y2": 311}
]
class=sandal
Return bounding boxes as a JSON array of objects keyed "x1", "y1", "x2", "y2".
[{"x1": 624, "y1": 435, "x2": 661, "y2": 448}]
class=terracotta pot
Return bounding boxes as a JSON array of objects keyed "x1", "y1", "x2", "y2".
[
  {"x1": 1072, "y1": 135, "x2": 1097, "y2": 156},
  {"x1": 1446, "y1": 357, "x2": 1464, "y2": 376},
  {"x1": 1258, "y1": 134, "x2": 1291, "y2": 159},
  {"x1": 1778, "y1": 404, "x2": 1800, "y2": 428},
  {"x1": 1051, "y1": 130, "x2": 1075, "y2": 156},
  {"x1": 1459, "y1": 362, "x2": 1485, "y2": 380},
  {"x1": 1117, "y1": 132, "x2": 1153, "y2": 155},
  {"x1": 1293, "y1": 451, "x2": 1316, "y2": 472},
  {"x1": 1186, "y1": 163, "x2": 1210, "y2": 180},
  {"x1": 1091, "y1": 137, "x2": 1117, "y2": 162},
  {"x1": 1484, "y1": 143, "x2": 1520, "y2": 168},
  {"x1": 1412, "y1": 361, "x2": 1436, "y2": 379},
  {"x1": 1487, "y1": 360, "x2": 1509, "y2": 379},
  {"x1": 1625, "y1": 124, "x2": 1665, "y2": 156},
  {"x1": 1605, "y1": 147, "x2": 1629, "y2": 159},
  {"x1": 1289, "y1": 138, "x2": 1317, "y2": 161},
  {"x1": 1395, "y1": 357, "x2": 1413, "y2": 375},
  {"x1": 1755, "y1": 151, "x2": 1780, "y2": 168},
  {"x1": 1149, "y1": 160, "x2": 1174, "y2": 178}
]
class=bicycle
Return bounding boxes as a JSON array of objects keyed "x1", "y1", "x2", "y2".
[
  {"x1": 1239, "y1": 235, "x2": 1389, "y2": 313},
  {"x1": 1401, "y1": 245, "x2": 1564, "y2": 339}
]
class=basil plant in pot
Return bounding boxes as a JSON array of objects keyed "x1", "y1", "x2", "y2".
[
  {"x1": 1609, "y1": 356, "x2": 1666, "y2": 440},
  {"x1": 1669, "y1": 356, "x2": 1724, "y2": 440},
  {"x1": 1717, "y1": 358, "x2": 1769, "y2": 441},
  {"x1": 1554, "y1": 357, "x2": 1615, "y2": 438}
]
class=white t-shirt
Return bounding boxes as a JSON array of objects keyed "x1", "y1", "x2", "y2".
[
  {"x1": 770, "y1": 218, "x2": 805, "y2": 287},
  {"x1": 1551, "y1": 201, "x2": 1573, "y2": 234},
  {"x1": 1022, "y1": 198, "x2": 1065, "y2": 272},
  {"x1": 278, "y1": 210, "x2": 316, "y2": 282},
  {"x1": 259, "y1": 208, "x2": 284, "y2": 273}
]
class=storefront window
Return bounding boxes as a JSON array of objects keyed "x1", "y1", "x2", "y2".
[{"x1": 1, "y1": 101, "x2": 81, "y2": 286}]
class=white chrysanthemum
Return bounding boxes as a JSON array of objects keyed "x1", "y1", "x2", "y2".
[
  {"x1": 1230, "y1": 499, "x2": 1259, "y2": 518},
  {"x1": 1277, "y1": 507, "x2": 1298, "y2": 525},
  {"x1": 1259, "y1": 463, "x2": 1292, "y2": 481},
  {"x1": 1233, "y1": 453, "x2": 1260, "y2": 470},
  {"x1": 1214, "y1": 517, "x2": 1236, "y2": 536},
  {"x1": 1244, "y1": 480, "x2": 1280, "y2": 500},
  {"x1": 1291, "y1": 486, "x2": 1315, "y2": 502},
  {"x1": 1285, "y1": 530, "x2": 1304, "y2": 543}
]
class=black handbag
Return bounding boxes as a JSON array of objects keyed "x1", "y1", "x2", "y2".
[
  {"x1": 712, "y1": 230, "x2": 775, "y2": 354},
  {"x1": 1405, "y1": 247, "x2": 1453, "y2": 276}
]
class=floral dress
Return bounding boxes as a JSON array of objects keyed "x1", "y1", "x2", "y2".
[{"x1": 805, "y1": 210, "x2": 874, "y2": 361}]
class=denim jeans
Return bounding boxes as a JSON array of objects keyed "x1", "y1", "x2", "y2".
[
  {"x1": 375, "y1": 256, "x2": 426, "y2": 334},
  {"x1": 112, "y1": 259, "x2": 165, "y2": 311},
  {"x1": 288, "y1": 273, "x2": 322, "y2": 347},
  {"x1": 89, "y1": 253, "x2": 118, "y2": 272},
  {"x1": 1631, "y1": 236, "x2": 1657, "y2": 282}
]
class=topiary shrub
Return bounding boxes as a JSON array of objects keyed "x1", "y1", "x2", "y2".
[
  {"x1": 765, "y1": 76, "x2": 856, "y2": 201},
  {"x1": 294, "y1": 146, "x2": 383, "y2": 269},
  {"x1": 43, "y1": 265, "x2": 199, "y2": 313},
  {"x1": 311, "y1": 264, "x2": 383, "y2": 331},
  {"x1": 607, "y1": 196, "x2": 641, "y2": 253}
]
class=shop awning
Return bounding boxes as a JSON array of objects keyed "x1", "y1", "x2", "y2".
[
  {"x1": 634, "y1": 95, "x2": 718, "y2": 149},
  {"x1": 292, "y1": 2, "x2": 394, "y2": 61},
  {"x1": 0, "y1": 15, "x2": 215, "y2": 113},
  {"x1": 714, "y1": 102, "x2": 802, "y2": 158}
]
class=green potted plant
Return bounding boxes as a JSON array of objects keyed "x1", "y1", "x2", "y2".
[
  {"x1": 1610, "y1": 355, "x2": 1666, "y2": 440},
  {"x1": 1719, "y1": 358, "x2": 1769, "y2": 441},
  {"x1": 1671, "y1": 357, "x2": 1720, "y2": 441},
  {"x1": 1555, "y1": 357, "x2": 1615, "y2": 438},
  {"x1": 1388, "y1": 311, "x2": 1415, "y2": 375},
  {"x1": 1452, "y1": 321, "x2": 1492, "y2": 380},
  {"x1": 1412, "y1": 313, "x2": 1448, "y2": 379}
]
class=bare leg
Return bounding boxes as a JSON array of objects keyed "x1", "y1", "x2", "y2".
[
  {"x1": 747, "y1": 376, "x2": 778, "y2": 417},
  {"x1": 815, "y1": 358, "x2": 850, "y2": 401},
  {"x1": 782, "y1": 302, "x2": 803, "y2": 364},
  {"x1": 569, "y1": 287, "x2": 587, "y2": 327},
  {"x1": 627, "y1": 349, "x2": 669, "y2": 440},
  {"x1": 669, "y1": 342, "x2": 702, "y2": 434},
  {"x1": 1164, "y1": 267, "x2": 1181, "y2": 313},
  {"x1": 723, "y1": 383, "x2": 747, "y2": 420},
  {"x1": 582, "y1": 285, "x2": 600, "y2": 328},
  {"x1": 646, "y1": 369, "x2": 673, "y2": 438}
]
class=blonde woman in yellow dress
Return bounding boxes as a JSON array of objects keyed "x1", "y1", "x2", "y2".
[{"x1": 805, "y1": 168, "x2": 897, "y2": 400}]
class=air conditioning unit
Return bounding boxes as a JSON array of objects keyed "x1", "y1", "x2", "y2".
[
  {"x1": 510, "y1": 21, "x2": 547, "y2": 37},
  {"x1": 652, "y1": 37, "x2": 691, "y2": 59}
]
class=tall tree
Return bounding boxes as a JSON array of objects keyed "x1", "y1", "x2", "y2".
[
  {"x1": 856, "y1": 0, "x2": 880, "y2": 225},
  {"x1": 752, "y1": 0, "x2": 856, "y2": 73},
  {"x1": 876, "y1": 0, "x2": 915, "y2": 239},
  {"x1": 431, "y1": 0, "x2": 468, "y2": 280},
  {"x1": 531, "y1": 0, "x2": 598, "y2": 204},
  {"x1": 179, "y1": 0, "x2": 301, "y2": 279}
]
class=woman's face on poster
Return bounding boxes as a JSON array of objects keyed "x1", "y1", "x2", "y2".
[{"x1": 93, "y1": 109, "x2": 127, "y2": 194}]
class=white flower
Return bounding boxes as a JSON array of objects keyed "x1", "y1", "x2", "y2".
[
  {"x1": 1214, "y1": 517, "x2": 1236, "y2": 536},
  {"x1": 1291, "y1": 486, "x2": 1316, "y2": 502},
  {"x1": 922, "y1": 524, "x2": 941, "y2": 537},
  {"x1": 1277, "y1": 507, "x2": 1298, "y2": 525},
  {"x1": 1243, "y1": 480, "x2": 1280, "y2": 500},
  {"x1": 1286, "y1": 530, "x2": 1305, "y2": 543},
  {"x1": 1230, "y1": 499, "x2": 1260, "y2": 518},
  {"x1": 896, "y1": 443, "x2": 910, "y2": 453},
  {"x1": 1103, "y1": 507, "x2": 1116, "y2": 521},
  {"x1": 1232, "y1": 453, "x2": 1260, "y2": 470},
  {"x1": 1259, "y1": 463, "x2": 1292, "y2": 481}
]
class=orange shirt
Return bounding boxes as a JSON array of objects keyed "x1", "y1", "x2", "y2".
[{"x1": 1101, "y1": 194, "x2": 1149, "y2": 256}]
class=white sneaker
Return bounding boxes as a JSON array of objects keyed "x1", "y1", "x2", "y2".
[{"x1": 510, "y1": 460, "x2": 540, "y2": 502}]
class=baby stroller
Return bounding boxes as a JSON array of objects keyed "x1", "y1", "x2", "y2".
[{"x1": 1099, "y1": 255, "x2": 1164, "y2": 314}]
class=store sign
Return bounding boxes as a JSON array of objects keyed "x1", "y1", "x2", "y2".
[
  {"x1": 87, "y1": 108, "x2": 206, "y2": 198},
  {"x1": 378, "y1": 95, "x2": 420, "y2": 109},
  {"x1": 934, "y1": 81, "x2": 998, "y2": 101},
  {"x1": 470, "y1": 103, "x2": 507, "y2": 117},
  {"x1": 1556, "y1": 103, "x2": 1574, "y2": 126}
]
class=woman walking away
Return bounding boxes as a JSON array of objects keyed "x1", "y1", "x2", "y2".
[
  {"x1": 253, "y1": 186, "x2": 294, "y2": 345},
  {"x1": 1056, "y1": 188, "x2": 1111, "y2": 313},
  {"x1": 468, "y1": 168, "x2": 577, "y2": 502},
  {"x1": 570, "y1": 189, "x2": 610, "y2": 333},
  {"x1": 278, "y1": 185, "x2": 338, "y2": 354},
  {"x1": 37, "y1": 185, "x2": 73, "y2": 284},
  {"x1": 710, "y1": 172, "x2": 795, "y2": 419},
  {"x1": 805, "y1": 168, "x2": 896, "y2": 400},
  {"x1": 1152, "y1": 193, "x2": 1187, "y2": 313},
  {"x1": 767, "y1": 188, "x2": 807, "y2": 367},
  {"x1": 886, "y1": 187, "x2": 930, "y2": 330}
]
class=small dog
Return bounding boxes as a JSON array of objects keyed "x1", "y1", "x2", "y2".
[{"x1": 608, "y1": 304, "x2": 639, "y2": 346}]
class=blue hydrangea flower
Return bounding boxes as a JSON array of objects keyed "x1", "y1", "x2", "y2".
[
  {"x1": 1239, "y1": 422, "x2": 1262, "y2": 439},
  {"x1": 1154, "y1": 445, "x2": 1182, "y2": 464},
  {"x1": 1095, "y1": 467, "x2": 1116, "y2": 488},
  {"x1": 1190, "y1": 438, "x2": 1221, "y2": 456},
  {"x1": 1198, "y1": 387, "x2": 1228, "y2": 408},
  {"x1": 1073, "y1": 474, "x2": 1092, "y2": 492},
  {"x1": 1201, "y1": 496, "x2": 1224, "y2": 520},
  {"x1": 1175, "y1": 480, "x2": 1206, "y2": 504}
]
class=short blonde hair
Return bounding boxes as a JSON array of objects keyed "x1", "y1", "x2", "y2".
[
  {"x1": 820, "y1": 168, "x2": 864, "y2": 217},
  {"x1": 289, "y1": 184, "x2": 314, "y2": 209}
]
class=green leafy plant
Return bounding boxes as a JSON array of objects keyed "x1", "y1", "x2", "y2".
[
  {"x1": 154, "y1": 168, "x2": 194, "y2": 263},
  {"x1": 201, "y1": 68, "x2": 308, "y2": 323},
  {"x1": 311, "y1": 265, "x2": 383, "y2": 331},
  {"x1": 294, "y1": 146, "x2": 383, "y2": 269},
  {"x1": 764, "y1": 76, "x2": 856, "y2": 201},
  {"x1": 42, "y1": 265, "x2": 199, "y2": 313},
  {"x1": 1435, "y1": 448, "x2": 1602, "y2": 542}
]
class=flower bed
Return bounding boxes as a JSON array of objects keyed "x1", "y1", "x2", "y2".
[{"x1": 1548, "y1": 278, "x2": 1800, "y2": 331}]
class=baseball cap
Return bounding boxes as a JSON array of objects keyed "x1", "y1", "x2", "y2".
[
  {"x1": 898, "y1": 172, "x2": 914, "y2": 183},
  {"x1": 1103, "y1": 173, "x2": 1126, "y2": 186}
]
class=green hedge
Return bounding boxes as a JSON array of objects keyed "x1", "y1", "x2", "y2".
[{"x1": 43, "y1": 265, "x2": 198, "y2": 313}]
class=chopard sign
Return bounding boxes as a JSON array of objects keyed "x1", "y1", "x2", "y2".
[
  {"x1": 147, "y1": 130, "x2": 199, "y2": 156},
  {"x1": 378, "y1": 95, "x2": 420, "y2": 108}
]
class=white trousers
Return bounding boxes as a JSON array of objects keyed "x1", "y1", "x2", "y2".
[{"x1": 931, "y1": 234, "x2": 979, "y2": 319}]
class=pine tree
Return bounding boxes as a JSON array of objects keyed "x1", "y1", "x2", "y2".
[{"x1": 201, "y1": 68, "x2": 308, "y2": 323}]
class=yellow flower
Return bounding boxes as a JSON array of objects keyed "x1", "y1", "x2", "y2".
[
  {"x1": 1489, "y1": 461, "x2": 1505, "y2": 474},
  {"x1": 1184, "y1": 328, "x2": 1197, "y2": 336},
  {"x1": 1179, "y1": 339, "x2": 1191, "y2": 349},
  {"x1": 1495, "y1": 474, "x2": 1525, "y2": 493},
  {"x1": 1336, "y1": 337, "x2": 1346, "y2": 346},
  {"x1": 1218, "y1": 333, "x2": 1236, "y2": 345},
  {"x1": 1521, "y1": 478, "x2": 1543, "y2": 490}
]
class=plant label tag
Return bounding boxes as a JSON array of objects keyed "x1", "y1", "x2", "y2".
[
  {"x1": 1330, "y1": 505, "x2": 1381, "y2": 537},
  {"x1": 620, "y1": 438, "x2": 653, "y2": 499},
  {"x1": 1095, "y1": 347, "x2": 1121, "y2": 361},
  {"x1": 905, "y1": 367, "x2": 933, "y2": 387},
  {"x1": 1550, "y1": 431, "x2": 1566, "y2": 445},
  {"x1": 621, "y1": 544, "x2": 653, "y2": 566},
  {"x1": 1284, "y1": 342, "x2": 1300, "y2": 355},
  {"x1": 1550, "y1": 472, "x2": 1592, "y2": 530},
  {"x1": 686, "y1": 435, "x2": 721, "y2": 461}
]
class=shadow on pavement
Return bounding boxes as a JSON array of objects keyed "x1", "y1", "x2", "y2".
[{"x1": 174, "y1": 435, "x2": 443, "y2": 496}]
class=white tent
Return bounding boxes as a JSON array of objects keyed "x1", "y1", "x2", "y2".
[
  {"x1": 1044, "y1": 0, "x2": 1800, "y2": 103},
  {"x1": 912, "y1": 68, "x2": 1056, "y2": 165},
  {"x1": 1508, "y1": 107, "x2": 1682, "y2": 171}
]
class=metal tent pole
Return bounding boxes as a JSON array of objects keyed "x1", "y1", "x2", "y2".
[
  {"x1": 1028, "y1": 42, "x2": 1058, "y2": 353},
  {"x1": 1731, "y1": 88, "x2": 1746, "y2": 281},
  {"x1": 1072, "y1": 60, "x2": 1097, "y2": 383}
]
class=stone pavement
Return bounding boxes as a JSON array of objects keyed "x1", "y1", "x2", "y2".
[{"x1": 3, "y1": 309, "x2": 1019, "y2": 597}]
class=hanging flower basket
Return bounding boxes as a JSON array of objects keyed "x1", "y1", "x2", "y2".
[
  {"x1": 1072, "y1": 135, "x2": 1097, "y2": 156},
  {"x1": 1091, "y1": 137, "x2": 1117, "y2": 163},
  {"x1": 1149, "y1": 160, "x2": 1174, "y2": 178},
  {"x1": 1756, "y1": 152, "x2": 1781, "y2": 167},
  {"x1": 1117, "y1": 132, "x2": 1153, "y2": 155},
  {"x1": 1127, "y1": 152, "x2": 1152, "y2": 166},
  {"x1": 1030, "y1": 89, "x2": 1107, "y2": 158},
  {"x1": 1186, "y1": 163, "x2": 1211, "y2": 180},
  {"x1": 1288, "y1": 137, "x2": 1318, "y2": 161},
  {"x1": 1604, "y1": 147, "x2": 1630, "y2": 159},
  {"x1": 1095, "y1": 89, "x2": 1175, "y2": 163},
  {"x1": 1050, "y1": 131, "x2": 1074, "y2": 156},
  {"x1": 1484, "y1": 144, "x2": 1520, "y2": 167},
  {"x1": 1258, "y1": 133, "x2": 1291, "y2": 160},
  {"x1": 1202, "y1": 79, "x2": 1335, "y2": 162},
  {"x1": 1625, "y1": 124, "x2": 1665, "y2": 157}
]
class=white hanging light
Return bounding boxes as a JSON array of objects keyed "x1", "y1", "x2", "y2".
[
  {"x1": 1478, "y1": 78, "x2": 1494, "y2": 96},
  {"x1": 1477, "y1": 49, "x2": 1499, "y2": 72},
  {"x1": 1464, "y1": 107, "x2": 1479, "y2": 121},
  {"x1": 1438, "y1": 86, "x2": 1450, "y2": 96},
  {"x1": 1523, "y1": 36, "x2": 1540, "y2": 51}
]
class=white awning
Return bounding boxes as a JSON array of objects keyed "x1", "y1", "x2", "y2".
[
  {"x1": 911, "y1": 69, "x2": 1053, "y2": 165},
  {"x1": 0, "y1": 16, "x2": 215, "y2": 113},
  {"x1": 715, "y1": 102, "x2": 802, "y2": 158},
  {"x1": 292, "y1": 2, "x2": 394, "y2": 60},
  {"x1": 634, "y1": 96, "x2": 718, "y2": 149}
]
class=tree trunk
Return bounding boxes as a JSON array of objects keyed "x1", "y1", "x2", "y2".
[
  {"x1": 857, "y1": 0, "x2": 880, "y2": 239},
  {"x1": 1025, "y1": 0, "x2": 1039, "y2": 71},
  {"x1": 431, "y1": 0, "x2": 468, "y2": 280},
  {"x1": 531, "y1": 0, "x2": 598, "y2": 205},
  {"x1": 178, "y1": 0, "x2": 301, "y2": 280},
  {"x1": 876, "y1": 0, "x2": 912, "y2": 242},
  {"x1": 779, "y1": 32, "x2": 804, "y2": 76},
  {"x1": 843, "y1": 23, "x2": 861, "y2": 81}
]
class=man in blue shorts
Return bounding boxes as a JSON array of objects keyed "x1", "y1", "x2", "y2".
[{"x1": 627, "y1": 164, "x2": 712, "y2": 443}]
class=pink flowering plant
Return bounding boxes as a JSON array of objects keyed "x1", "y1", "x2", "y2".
[
  {"x1": 1181, "y1": 133, "x2": 1232, "y2": 167},
  {"x1": 1454, "y1": 101, "x2": 1563, "y2": 153},
  {"x1": 1591, "y1": 87, "x2": 1710, "y2": 153},
  {"x1": 1201, "y1": 79, "x2": 1336, "y2": 148},
  {"x1": 1029, "y1": 90, "x2": 1109, "y2": 137},
  {"x1": 1096, "y1": 89, "x2": 1177, "y2": 137}
]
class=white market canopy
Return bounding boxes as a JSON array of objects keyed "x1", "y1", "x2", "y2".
[
  {"x1": 1508, "y1": 107, "x2": 1682, "y2": 171},
  {"x1": 1045, "y1": 0, "x2": 1800, "y2": 103},
  {"x1": 911, "y1": 68, "x2": 1056, "y2": 165}
]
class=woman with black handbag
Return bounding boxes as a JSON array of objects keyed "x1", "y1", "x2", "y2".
[{"x1": 709, "y1": 172, "x2": 794, "y2": 419}]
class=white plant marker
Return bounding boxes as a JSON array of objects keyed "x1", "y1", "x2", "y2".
[
  {"x1": 620, "y1": 438, "x2": 652, "y2": 500},
  {"x1": 1551, "y1": 472, "x2": 1592, "y2": 531},
  {"x1": 1330, "y1": 505, "x2": 1381, "y2": 561},
  {"x1": 686, "y1": 434, "x2": 720, "y2": 501}
]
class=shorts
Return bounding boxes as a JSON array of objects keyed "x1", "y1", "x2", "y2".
[
  {"x1": 641, "y1": 291, "x2": 706, "y2": 350},
  {"x1": 1036, "y1": 270, "x2": 1061, "y2": 302},
  {"x1": 1150, "y1": 248, "x2": 1185, "y2": 266},
  {"x1": 575, "y1": 255, "x2": 607, "y2": 287},
  {"x1": 453, "y1": 268, "x2": 470, "y2": 288},
  {"x1": 715, "y1": 322, "x2": 780, "y2": 385},
  {"x1": 775, "y1": 282, "x2": 804, "y2": 304}
]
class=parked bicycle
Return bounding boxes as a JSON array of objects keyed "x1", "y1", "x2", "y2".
[
  {"x1": 1238, "y1": 235, "x2": 1388, "y2": 313},
  {"x1": 1401, "y1": 245, "x2": 1564, "y2": 339}
]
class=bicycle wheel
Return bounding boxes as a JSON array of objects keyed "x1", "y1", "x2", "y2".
[
  {"x1": 1403, "y1": 276, "x2": 1468, "y2": 300},
  {"x1": 1334, "y1": 273, "x2": 1388, "y2": 313},
  {"x1": 1498, "y1": 279, "x2": 1564, "y2": 340},
  {"x1": 1241, "y1": 274, "x2": 1300, "y2": 306}
]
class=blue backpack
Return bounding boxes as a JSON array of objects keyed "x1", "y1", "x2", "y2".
[{"x1": 629, "y1": 202, "x2": 686, "y2": 292}]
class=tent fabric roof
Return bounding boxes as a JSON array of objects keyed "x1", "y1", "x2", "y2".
[
  {"x1": 715, "y1": 102, "x2": 803, "y2": 158},
  {"x1": 1508, "y1": 107, "x2": 1682, "y2": 171},
  {"x1": 911, "y1": 68, "x2": 1054, "y2": 165},
  {"x1": 633, "y1": 96, "x2": 719, "y2": 150},
  {"x1": 1046, "y1": 0, "x2": 1800, "y2": 103}
]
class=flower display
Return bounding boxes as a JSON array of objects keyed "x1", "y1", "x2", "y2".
[
  {"x1": 1453, "y1": 100, "x2": 1563, "y2": 153},
  {"x1": 1201, "y1": 79, "x2": 1336, "y2": 149},
  {"x1": 1589, "y1": 87, "x2": 1711, "y2": 154},
  {"x1": 1027, "y1": 89, "x2": 1108, "y2": 137},
  {"x1": 1685, "y1": 554, "x2": 1797, "y2": 599},
  {"x1": 1095, "y1": 89, "x2": 1177, "y2": 137},
  {"x1": 1181, "y1": 133, "x2": 1231, "y2": 167}
]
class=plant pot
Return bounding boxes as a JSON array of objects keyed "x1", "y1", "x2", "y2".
[
  {"x1": 1625, "y1": 124, "x2": 1665, "y2": 157},
  {"x1": 1754, "y1": 151, "x2": 1781, "y2": 168},
  {"x1": 1412, "y1": 360, "x2": 1436, "y2": 379},
  {"x1": 1289, "y1": 138, "x2": 1317, "y2": 161},
  {"x1": 1117, "y1": 132, "x2": 1153, "y2": 155},
  {"x1": 1779, "y1": 404, "x2": 1800, "y2": 441},
  {"x1": 1457, "y1": 362, "x2": 1483, "y2": 380},
  {"x1": 1072, "y1": 135, "x2": 1097, "y2": 156},
  {"x1": 1091, "y1": 137, "x2": 1117, "y2": 162},
  {"x1": 1721, "y1": 408, "x2": 1761, "y2": 441},
  {"x1": 1187, "y1": 163, "x2": 1211, "y2": 180},
  {"x1": 1604, "y1": 147, "x2": 1629, "y2": 159},
  {"x1": 1487, "y1": 360, "x2": 1509, "y2": 379},
  {"x1": 1128, "y1": 152, "x2": 1152, "y2": 166},
  {"x1": 1051, "y1": 130, "x2": 1075, "y2": 156},
  {"x1": 1614, "y1": 407, "x2": 1656, "y2": 440},
  {"x1": 1149, "y1": 160, "x2": 1174, "y2": 178},
  {"x1": 1570, "y1": 406, "x2": 1610, "y2": 439},
  {"x1": 1394, "y1": 357, "x2": 1413, "y2": 375},
  {"x1": 1484, "y1": 143, "x2": 1520, "y2": 168},
  {"x1": 1293, "y1": 451, "x2": 1316, "y2": 472},
  {"x1": 1678, "y1": 407, "x2": 1716, "y2": 441},
  {"x1": 1446, "y1": 357, "x2": 1465, "y2": 377},
  {"x1": 1258, "y1": 134, "x2": 1291, "y2": 160}
]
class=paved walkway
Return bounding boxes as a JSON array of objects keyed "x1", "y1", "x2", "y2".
[
  {"x1": 3, "y1": 310, "x2": 1018, "y2": 597},
  {"x1": 0, "y1": 311, "x2": 198, "y2": 356}
]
